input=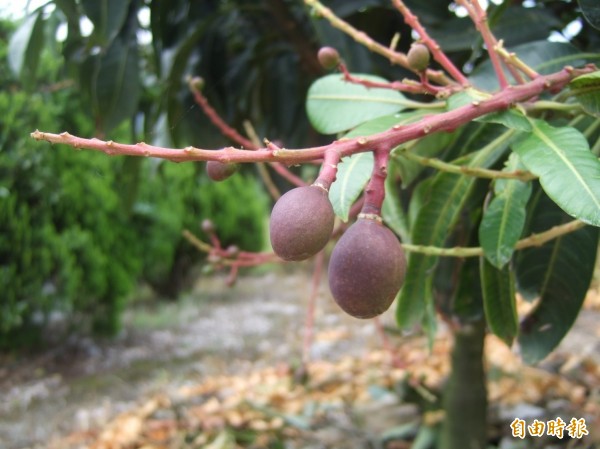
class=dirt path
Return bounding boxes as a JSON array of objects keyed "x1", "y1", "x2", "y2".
[
  {"x1": 0, "y1": 269, "x2": 385, "y2": 449},
  {"x1": 1, "y1": 270, "x2": 599, "y2": 449}
]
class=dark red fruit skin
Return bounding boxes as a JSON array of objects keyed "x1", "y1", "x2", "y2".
[
  {"x1": 328, "y1": 218, "x2": 406, "y2": 319},
  {"x1": 206, "y1": 161, "x2": 239, "y2": 181},
  {"x1": 269, "y1": 185, "x2": 335, "y2": 261}
]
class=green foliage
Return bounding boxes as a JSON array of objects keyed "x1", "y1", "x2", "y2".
[
  {"x1": 396, "y1": 130, "x2": 511, "y2": 330},
  {"x1": 516, "y1": 190, "x2": 599, "y2": 364},
  {"x1": 0, "y1": 84, "x2": 140, "y2": 345},
  {"x1": 480, "y1": 259, "x2": 518, "y2": 346},
  {"x1": 570, "y1": 71, "x2": 600, "y2": 117},
  {"x1": 133, "y1": 162, "x2": 268, "y2": 295},
  {"x1": 513, "y1": 120, "x2": 600, "y2": 226},
  {"x1": 0, "y1": 11, "x2": 269, "y2": 346},
  {"x1": 479, "y1": 153, "x2": 531, "y2": 268},
  {"x1": 306, "y1": 73, "x2": 409, "y2": 134},
  {"x1": 579, "y1": 0, "x2": 600, "y2": 30},
  {"x1": 303, "y1": 2, "x2": 600, "y2": 364}
]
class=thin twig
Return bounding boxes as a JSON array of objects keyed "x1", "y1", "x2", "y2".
[
  {"x1": 303, "y1": 250, "x2": 325, "y2": 364},
  {"x1": 392, "y1": 150, "x2": 536, "y2": 181},
  {"x1": 457, "y1": 0, "x2": 509, "y2": 89},
  {"x1": 304, "y1": 0, "x2": 454, "y2": 86},
  {"x1": 390, "y1": 0, "x2": 469, "y2": 86},
  {"x1": 402, "y1": 220, "x2": 587, "y2": 257},
  {"x1": 182, "y1": 229, "x2": 282, "y2": 266},
  {"x1": 496, "y1": 44, "x2": 540, "y2": 80},
  {"x1": 339, "y1": 62, "x2": 447, "y2": 97}
]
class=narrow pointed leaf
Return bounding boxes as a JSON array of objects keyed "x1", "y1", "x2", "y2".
[
  {"x1": 80, "y1": 37, "x2": 140, "y2": 132},
  {"x1": 397, "y1": 138, "x2": 509, "y2": 329},
  {"x1": 382, "y1": 168, "x2": 410, "y2": 242},
  {"x1": 8, "y1": 12, "x2": 45, "y2": 86},
  {"x1": 479, "y1": 153, "x2": 532, "y2": 268},
  {"x1": 579, "y1": 0, "x2": 600, "y2": 30},
  {"x1": 81, "y1": 0, "x2": 132, "y2": 45},
  {"x1": 306, "y1": 74, "x2": 409, "y2": 134},
  {"x1": 570, "y1": 71, "x2": 600, "y2": 117},
  {"x1": 480, "y1": 258, "x2": 518, "y2": 346},
  {"x1": 516, "y1": 192, "x2": 599, "y2": 364},
  {"x1": 513, "y1": 120, "x2": 600, "y2": 226}
]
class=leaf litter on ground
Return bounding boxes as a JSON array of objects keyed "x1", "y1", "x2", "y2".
[{"x1": 45, "y1": 286, "x2": 600, "y2": 449}]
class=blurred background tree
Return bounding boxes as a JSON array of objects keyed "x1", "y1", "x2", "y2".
[{"x1": 2, "y1": 0, "x2": 598, "y2": 349}]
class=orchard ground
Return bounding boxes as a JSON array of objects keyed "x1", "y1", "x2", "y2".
[{"x1": 1, "y1": 265, "x2": 600, "y2": 449}]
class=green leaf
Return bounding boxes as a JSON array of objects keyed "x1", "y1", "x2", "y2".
[
  {"x1": 393, "y1": 131, "x2": 455, "y2": 186},
  {"x1": 382, "y1": 169, "x2": 410, "y2": 243},
  {"x1": 515, "y1": 191, "x2": 599, "y2": 364},
  {"x1": 570, "y1": 71, "x2": 600, "y2": 117},
  {"x1": 329, "y1": 153, "x2": 373, "y2": 222},
  {"x1": 328, "y1": 112, "x2": 425, "y2": 221},
  {"x1": 8, "y1": 12, "x2": 45, "y2": 87},
  {"x1": 470, "y1": 41, "x2": 587, "y2": 91},
  {"x1": 81, "y1": 0, "x2": 132, "y2": 45},
  {"x1": 480, "y1": 258, "x2": 518, "y2": 346},
  {"x1": 306, "y1": 74, "x2": 409, "y2": 134},
  {"x1": 447, "y1": 90, "x2": 531, "y2": 131},
  {"x1": 579, "y1": 0, "x2": 600, "y2": 30},
  {"x1": 80, "y1": 36, "x2": 140, "y2": 133},
  {"x1": 513, "y1": 120, "x2": 600, "y2": 227},
  {"x1": 397, "y1": 136, "x2": 509, "y2": 329},
  {"x1": 479, "y1": 153, "x2": 532, "y2": 268}
]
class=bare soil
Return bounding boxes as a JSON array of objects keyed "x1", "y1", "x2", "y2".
[{"x1": 1, "y1": 269, "x2": 599, "y2": 449}]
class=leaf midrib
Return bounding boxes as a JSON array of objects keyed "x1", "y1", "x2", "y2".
[{"x1": 531, "y1": 123, "x2": 600, "y2": 211}]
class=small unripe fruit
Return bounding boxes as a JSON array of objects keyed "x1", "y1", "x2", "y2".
[
  {"x1": 269, "y1": 185, "x2": 335, "y2": 261},
  {"x1": 328, "y1": 217, "x2": 406, "y2": 319},
  {"x1": 318, "y1": 46, "x2": 341, "y2": 70},
  {"x1": 201, "y1": 219, "x2": 215, "y2": 234},
  {"x1": 407, "y1": 43, "x2": 430, "y2": 72},
  {"x1": 226, "y1": 245, "x2": 239, "y2": 258},
  {"x1": 190, "y1": 76, "x2": 205, "y2": 91},
  {"x1": 206, "y1": 161, "x2": 240, "y2": 181}
]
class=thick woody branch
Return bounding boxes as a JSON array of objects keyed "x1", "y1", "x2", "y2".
[{"x1": 31, "y1": 66, "x2": 595, "y2": 164}]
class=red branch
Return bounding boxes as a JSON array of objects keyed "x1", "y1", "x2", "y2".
[
  {"x1": 316, "y1": 148, "x2": 342, "y2": 190},
  {"x1": 362, "y1": 150, "x2": 389, "y2": 216},
  {"x1": 458, "y1": 0, "x2": 509, "y2": 89},
  {"x1": 31, "y1": 66, "x2": 594, "y2": 164},
  {"x1": 189, "y1": 78, "x2": 306, "y2": 187},
  {"x1": 302, "y1": 250, "x2": 325, "y2": 364},
  {"x1": 339, "y1": 63, "x2": 443, "y2": 96},
  {"x1": 391, "y1": 0, "x2": 469, "y2": 86}
]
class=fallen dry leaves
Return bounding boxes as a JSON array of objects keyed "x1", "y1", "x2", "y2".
[{"x1": 44, "y1": 322, "x2": 600, "y2": 449}]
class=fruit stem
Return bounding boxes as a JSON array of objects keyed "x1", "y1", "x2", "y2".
[
  {"x1": 361, "y1": 149, "x2": 390, "y2": 217},
  {"x1": 314, "y1": 148, "x2": 342, "y2": 191}
]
